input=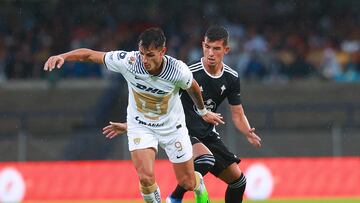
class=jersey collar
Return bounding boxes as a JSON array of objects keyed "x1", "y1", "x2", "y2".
[{"x1": 200, "y1": 57, "x2": 224, "y2": 78}]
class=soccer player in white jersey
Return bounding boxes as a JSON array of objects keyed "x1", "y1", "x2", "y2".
[
  {"x1": 43, "y1": 27, "x2": 224, "y2": 203},
  {"x1": 102, "y1": 26, "x2": 262, "y2": 203}
]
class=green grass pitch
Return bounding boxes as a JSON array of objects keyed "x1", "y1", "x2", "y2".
[{"x1": 25, "y1": 198, "x2": 360, "y2": 203}]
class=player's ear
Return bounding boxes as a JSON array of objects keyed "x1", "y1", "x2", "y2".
[
  {"x1": 160, "y1": 47, "x2": 166, "y2": 55},
  {"x1": 224, "y1": 46, "x2": 230, "y2": 54}
]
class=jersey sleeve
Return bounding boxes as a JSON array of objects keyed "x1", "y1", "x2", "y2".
[
  {"x1": 176, "y1": 61, "x2": 193, "y2": 90},
  {"x1": 228, "y1": 76, "x2": 242, "y2": 105},
  {"x1": 103, "y1": 50, "x2": 133, "y2": 74}
]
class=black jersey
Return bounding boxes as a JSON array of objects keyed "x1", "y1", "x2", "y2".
[{"x1": 181, "y1": 58, "x2": 242, "y2": 139}]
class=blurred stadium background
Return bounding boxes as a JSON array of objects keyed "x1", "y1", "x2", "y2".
[{"x1": 0, "y1": 0, "x2": 359, "y2": 202}]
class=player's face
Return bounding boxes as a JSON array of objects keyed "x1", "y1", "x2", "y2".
[
  {"x1": 139, "y1": 44, "x2": 166, "y2": 74},
  {"x1": 202, "y1": 37, "x2": 229, "y2": 69}
]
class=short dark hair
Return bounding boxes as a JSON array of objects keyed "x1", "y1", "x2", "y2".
[
  {"x1": 205, "y1": 25, "x2": 229, "y2": 46},
  {"x1": 138, "y1": 27, "x2": 166, "y2": 49}
]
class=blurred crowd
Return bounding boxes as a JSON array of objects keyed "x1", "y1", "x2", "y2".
[{"x1": 0, "y1": 0, "x2": 359, "y2": 83}]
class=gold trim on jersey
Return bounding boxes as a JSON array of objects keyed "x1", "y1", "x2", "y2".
[{"x1": 132, "y1": 88, "x2": 171, "y2": 120}]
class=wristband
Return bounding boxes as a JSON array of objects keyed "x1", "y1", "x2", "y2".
[{"x1": 196, "y1": 107, "x2": 208, "y2": 116}]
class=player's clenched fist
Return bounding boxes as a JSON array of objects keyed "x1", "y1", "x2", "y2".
[{"x1": 43, "y1": 55, "x2": 64, "y2": 71}]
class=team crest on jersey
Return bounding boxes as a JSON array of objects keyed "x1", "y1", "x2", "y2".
[
  {"x1": 220, "y1": 85, "x2": 226, "y2": 95},
  {"x1": 128, "y1": 56, "x2": 136, "y2": 65},
  {"x1": 133, "y1": 138, "x2": 141, "y2": 145}
]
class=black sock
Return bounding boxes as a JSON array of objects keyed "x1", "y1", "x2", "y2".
[
  {"x1": 171, "y1": 154, "x2": 215, "y2": 199},
  {"x1": 225, "y1": 173, "x2": 246, "y2": 203}
]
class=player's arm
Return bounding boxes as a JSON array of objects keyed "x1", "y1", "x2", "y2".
[
  {"x1": 186, "y1": 79, "x2": 225, "y2": 126},
  {"x1": 230, "y1": 104, "x2": 261, "y2": 148},
  {"x1": 44, "y1": 48, "x2": 105, "y2": 71}
]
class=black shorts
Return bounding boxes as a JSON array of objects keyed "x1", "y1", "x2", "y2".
[{"x1": 190, "y1": 133, "x2": 241, "y2": 177}]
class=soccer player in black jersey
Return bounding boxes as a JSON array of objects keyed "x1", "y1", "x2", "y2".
[
  {"x1": 103, "y1": 25, "x2": 261, "y2": 203},
  {"x1": 165, "y1": 25, "x2": 262, "y2": 203}
]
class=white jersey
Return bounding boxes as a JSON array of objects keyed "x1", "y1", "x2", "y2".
[{"x1": 104, "y1": 50, "x2": 193, "y2": 135}]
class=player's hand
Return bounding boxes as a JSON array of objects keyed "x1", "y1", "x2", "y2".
[
  {"x1": 43, "y1": 55, "x2": 65, "y2": 71},
  {"x1": 246, "y1": 128, "x2": 261, "y2": 148},
  {"x1": 202, "y1": 111, "x2": 225, "y2": 126},
  {"x1": 102, "y1": 122, "x2": 128, "y2": 139}
]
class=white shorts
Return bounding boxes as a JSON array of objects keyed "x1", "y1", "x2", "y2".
[{"x1": 127, "y1": 124, "x2": 193, "y2": 163}]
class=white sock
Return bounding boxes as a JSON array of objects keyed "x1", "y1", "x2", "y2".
[{"x1": 140, "y1": 183, "x2": 161, "y2": 203}]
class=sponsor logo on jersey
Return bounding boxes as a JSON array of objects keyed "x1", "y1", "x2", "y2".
[
  {"x1": 133, "y1": 82, "x2": 168, "y2": 95},
  {"x1": 135, "y1": 116, "x2": 164, "y2": 127},
  {"x1": 205, "y1": 99, "x2": 216, "y2": 111},
  {"x1": 117, "y1": 51, "x2": 127, "y2": 60},
  {"x1": 192, "y1": 99, "x2": 217, "y2": 113}
]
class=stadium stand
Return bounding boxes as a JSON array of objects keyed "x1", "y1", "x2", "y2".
[
  {"x1": 0, "y1": 0, "x2": 358, "y2": 82},
  {"x1": 0, "y1": 0, "x2": 359, "y2": 161}
]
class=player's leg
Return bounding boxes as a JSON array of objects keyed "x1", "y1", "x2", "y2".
[
  {"x1": 169, "y1": 137, "x2": 215, "y2": 202},
  {"x1": 127, "y1": 125, "x2": 161, "y2": 203},
  {"x1": 162, "y1": 128, "x2": 210, "y2": 203},
  {"x1": 130, "y1": 148, "x2": 161, "y2": 203},
  {"x1": 192, "y1": 137, "x2": 216, "y2": 176},
  {"x1": 206, "y1": 133, "x2": 246, "y2": 203},
  {"x1": 172, "y1": 159, "x2": 209, "y2": 203},
  {"x1": 218, "y1": 163, "x2": 246, "y2": 203}
]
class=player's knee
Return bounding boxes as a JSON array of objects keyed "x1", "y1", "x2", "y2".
[
  {"x1": 228, "y1": 173, "x2": 246, "y2": 192},
  {"x1": 177, "y1": 173, "x2": 196, "y2": 191},
  {"x1": 138, "y1": 172, "x2": 156, "y2": 186}
]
